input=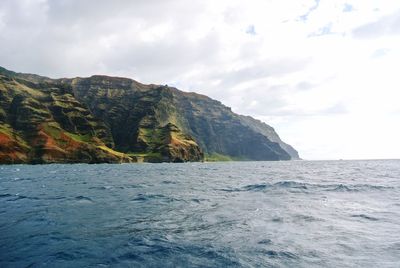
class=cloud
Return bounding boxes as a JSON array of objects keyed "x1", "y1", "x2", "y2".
[
  {"x1": 296, "y1": 81, "x2": 315, "y2": 91},
  {"x1": 320, "y1": 103, "x2": 348, "y2": 114},
  {"x1": 245, "y1": 24, "x2": 256, "y2": 35},
  {"x1": 308, "y1": 23, "x2": 334, "y2": 37},
  {"x1": 1, "y1": 0, "x2": 400, "y2": 159},
  {"x1": 0, "y1": 0, "x2": 211, "y2": 79},
  {"x1": 352, "y1": 9, "x2": 400, "y2": 38},
  {"x1": 214, "y1": 58, "x2": 311, "y2": 89},
  {"x1": 343, "y1": 3, "x2": 353, "y2": 13},
  {"x1": 371, "y1": 48, "x2": 390, "y2": 58},
  {"x1": 298, "y1": 0, "x2": 321, "y2": 22}
]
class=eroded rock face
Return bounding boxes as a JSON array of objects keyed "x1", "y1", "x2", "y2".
[
  {"x1": 0, "y1": 66, "x2": 299, "y2": 163},
  {"x1": 0, "y1": 73, "x2": 131, "y2": 164},
  {"x1": 158, "y1": 123, "x2": 204, "y2": 162}
]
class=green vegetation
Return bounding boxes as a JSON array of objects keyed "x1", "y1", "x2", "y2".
[
  {"x1": 204, "y1": 153, "x2": 234, "y2": 162},
  {"x1": 64, "y1": 132, "x2": 92, "y2": 143},
  {"x1": 14, "y1": 83, "x2": 45, "y2": 98},
  {"x1": 42, "y1": 123, "x2": 62, "y2": 139},
  {"x1": 0, "y1": 124, "x2": 13, "y2": 136},
  {"x1": 98, "y1": 145, "x2": 127, "y2": 158},
  {"x1": 127, "y1": 151, "x2": 162, "y2": 158},
  {"x1": 0, "y1": 124, "x2": 30, "y2": 150},
  {"x1": 138, "y1": 127, "x2": 164, "y2": 144}
]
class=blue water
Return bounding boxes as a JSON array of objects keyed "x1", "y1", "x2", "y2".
[{"x1": 1, "y1": 160, "x2": 400, "y2": 267}]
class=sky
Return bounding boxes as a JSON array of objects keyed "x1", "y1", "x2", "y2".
[{"x1": 0, "y1": 0, "x2": 400, "y2": 160}]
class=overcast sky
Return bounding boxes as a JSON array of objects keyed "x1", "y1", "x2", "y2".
[{"x1": 1, "y1": 0, "x2": 400, "y2": 160}]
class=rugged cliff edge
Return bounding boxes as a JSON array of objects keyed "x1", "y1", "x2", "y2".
[{"x1": 0, "y1": 66, "x2": 299, "y2": 163}]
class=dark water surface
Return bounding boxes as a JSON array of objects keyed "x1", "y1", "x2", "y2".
[{"x1": 1, "y1": 160, "x2": 400, "y2": 267}]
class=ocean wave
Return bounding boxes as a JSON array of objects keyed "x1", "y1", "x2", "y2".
[
  {"x1": 350, "y1": 214, "x2": 380, "y2": 221},
  {"x1": 131, "y1": 194, "x2": 181, "y2": 203},
  {"x1": 88, "y1": 186, "x2": 113, "y2": 190},
  {"x1": 74, "y1": 196, "x2": 94, "y2": 204},
  {"x1": 4, "y1": 194, "x2": 40, "y2": 202},
  {"x1": 0, "y1": 193, "x2": 12, "y2": 199},
  {"x1": 219, "y1": 181, "x2": 393, "y2": 193},
  {"x1": 110, "y1": 238, "x2": 242, "y2": 267},
  {"x1": 326, "y1": 184, "x2": 394, "y2": 192},
  {"x1": 242, "y1": 183, "x2": 270, "y2": 191},
  {"x1": 273, "y1": 181, "x2": 308, "y2": 189},
  {"x1": 259, "y1": 249, "x2": 299, "y2": 260},
  {"x1": 219, "y1": 181, "x2": 309, "y2": 192}
]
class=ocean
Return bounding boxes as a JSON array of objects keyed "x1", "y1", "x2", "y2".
[{"x1": 0, "y1": 160, "x2": 399, "y2": 267}]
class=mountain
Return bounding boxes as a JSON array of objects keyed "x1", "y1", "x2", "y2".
[{"x1": 0, "y1": 66, "x2": 299, "y2": 164}]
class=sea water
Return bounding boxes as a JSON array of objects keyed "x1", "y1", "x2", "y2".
[{"x1": 0, "y1": 160, "x2": 399, "y2": 267}]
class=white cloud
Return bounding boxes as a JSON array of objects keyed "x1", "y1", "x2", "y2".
[
  {"x1": 353, "y1": 9, "x2": 400, "y2": 38},
  {"x1": 1, "y1": 0, "x2": 400, "y2": 159}
]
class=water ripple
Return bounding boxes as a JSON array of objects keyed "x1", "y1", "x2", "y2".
[{"x1": 0, "y1": 160, "x2": 399, "y2": 267}]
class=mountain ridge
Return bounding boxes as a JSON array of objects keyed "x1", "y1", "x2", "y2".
[{"x1": 0, "y1": 66, "x2": 299, "y2": 163}]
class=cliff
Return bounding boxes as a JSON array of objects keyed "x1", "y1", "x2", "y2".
[{"x1": 0, "y1": 66, "x2": 299, "y2": 163}]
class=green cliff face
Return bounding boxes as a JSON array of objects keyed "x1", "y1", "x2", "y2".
[
  {"x1": 0, "y1": 66, "x2": 299, "y2": 163},
  {"x1": 0, "y1": 72, "x2": 131, "y2": 163}
]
